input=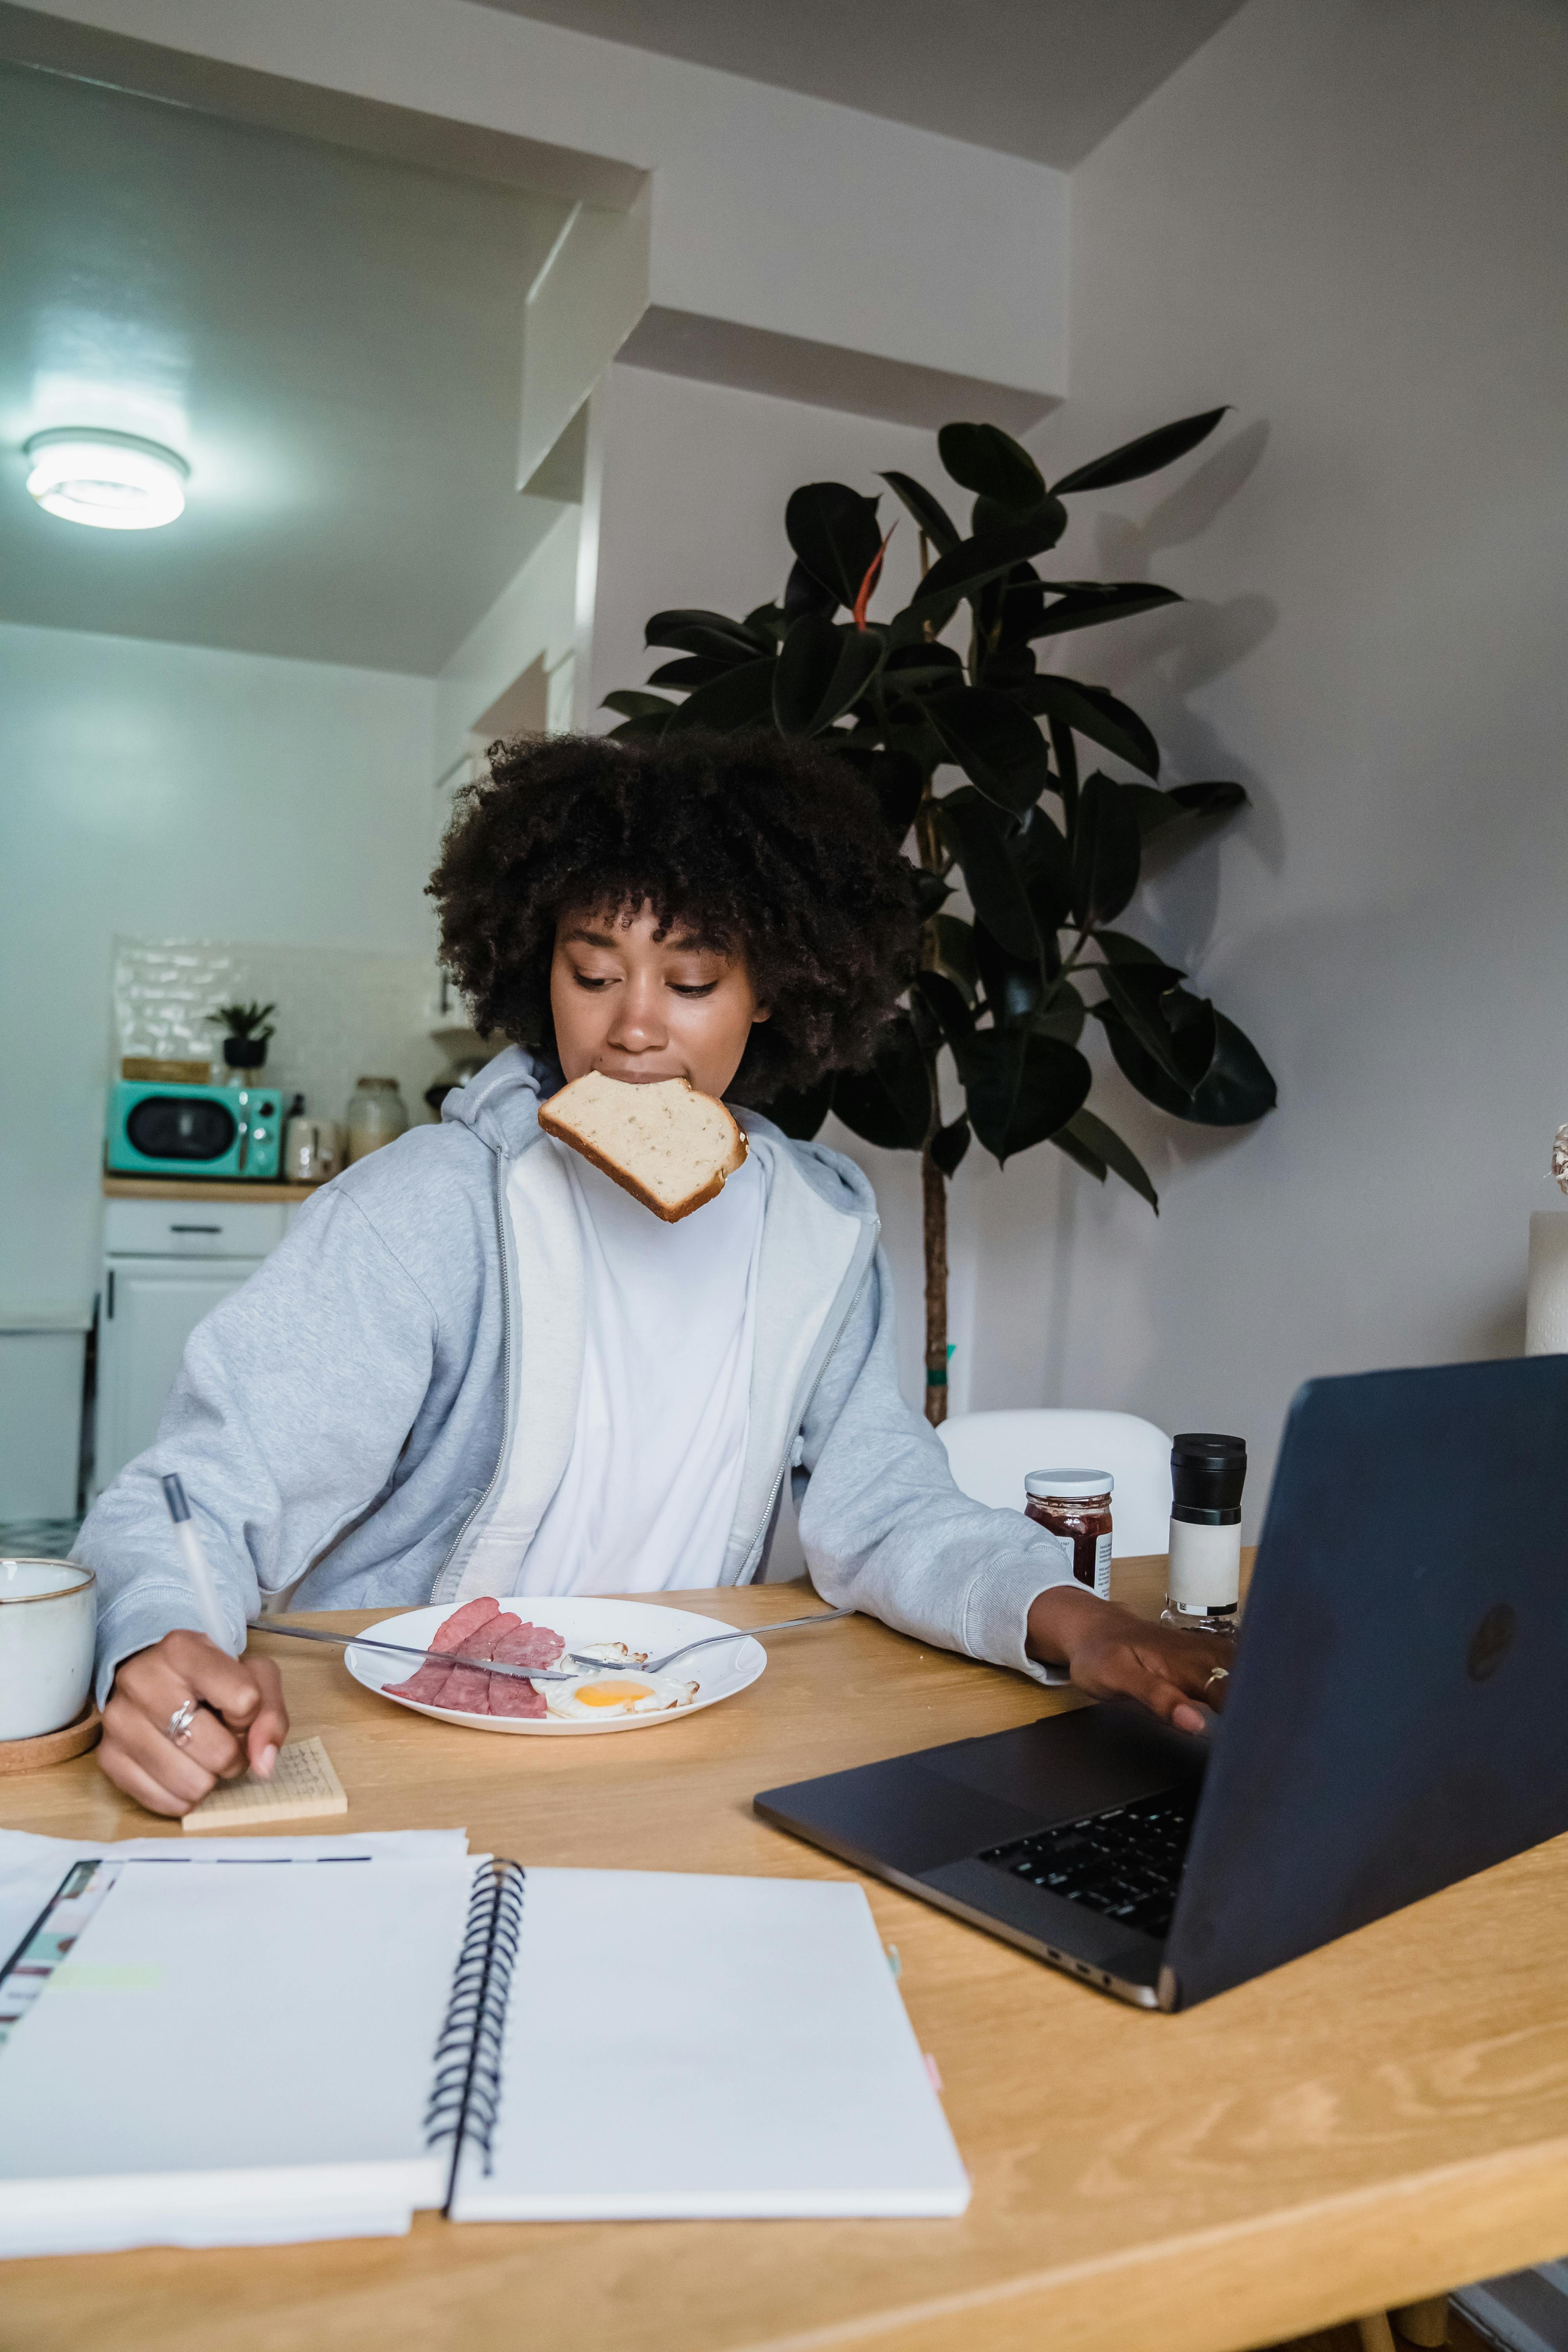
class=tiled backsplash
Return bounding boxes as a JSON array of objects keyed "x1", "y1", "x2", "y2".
[{"x1": 112, "y1": 937, "x2": 451, "y2": 1129}]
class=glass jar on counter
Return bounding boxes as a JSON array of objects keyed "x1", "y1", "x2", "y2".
[
  {"x1": 1024, "y1": 1470, "x2": 1114, "y2": 1601},
  {"x1": 344, "y1": 1075, "x2": 409, "y2": 1163}
]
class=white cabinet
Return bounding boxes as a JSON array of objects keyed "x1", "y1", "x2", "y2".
[{"x1": 94, "y1": 1258, "x2": 267, "y2": 1492}]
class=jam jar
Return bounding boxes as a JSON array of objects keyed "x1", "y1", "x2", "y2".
[{"x1": 1024, "y1": 1470, "x2": 1113, "y2": 1601}]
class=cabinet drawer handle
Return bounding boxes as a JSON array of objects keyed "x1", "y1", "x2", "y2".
[
  {"x1": 106, "y1": 1269, "x2": 114, "y2": 1319},
  {"x1": 169, "y1": 1223, "x2": 222, "y2": 1234}
]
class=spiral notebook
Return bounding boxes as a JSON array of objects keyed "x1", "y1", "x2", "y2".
[{"x1": 0, "y1": 1834, "x2": 967, "y2": 2257}]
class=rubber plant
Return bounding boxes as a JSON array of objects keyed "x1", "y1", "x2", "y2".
[{"x1": 604, "y1": 408, "x2": 1276, "y2": 1424}]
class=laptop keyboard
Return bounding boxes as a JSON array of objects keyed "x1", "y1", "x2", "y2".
[{"x1": 979, "y1": 1785, "x2": 1199, "y2": 1941}]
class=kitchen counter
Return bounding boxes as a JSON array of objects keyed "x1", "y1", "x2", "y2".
[{"x1": 102, "y1": 1176, "x2": 319, "y2": 1204}]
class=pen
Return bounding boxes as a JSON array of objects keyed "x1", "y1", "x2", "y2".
[{"x1": 160, "y1": 1473, "x2": 236, "y2": 1654}]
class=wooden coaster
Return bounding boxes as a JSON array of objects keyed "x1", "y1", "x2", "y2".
[{"x1": 0, "y1": 1702, "x2": 102, "y2": 1775}]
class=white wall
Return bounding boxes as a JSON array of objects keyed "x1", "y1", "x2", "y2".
[
  {"x1": 0, "y1": 622, "x2": 436, "y2": 1318},
  {"x1": 951, "y1": 0, "x2": 1568, "y2": 1527}
]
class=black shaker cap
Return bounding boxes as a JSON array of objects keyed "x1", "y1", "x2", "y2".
[{"x1": 1171, "y1": 1430, "x2": 1247, "y2": 1514}]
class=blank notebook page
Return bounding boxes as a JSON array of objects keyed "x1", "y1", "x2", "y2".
[{"x1": 451, "y1": 1868, "x2": 970, "y2": 2220}]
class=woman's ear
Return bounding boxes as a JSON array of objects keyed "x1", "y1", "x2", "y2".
[{"x1": 751, "y1": 1004, "x2": 771, "y2": 1024}]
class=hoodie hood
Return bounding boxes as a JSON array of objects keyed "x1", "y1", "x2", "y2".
[{"x1": 442, "y1": 1043, "x2": 558, "y2": 1157}]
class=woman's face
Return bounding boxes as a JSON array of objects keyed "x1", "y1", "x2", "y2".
[{"x1": 549, "y1": 902, "x2": 769, "y2": 1100}]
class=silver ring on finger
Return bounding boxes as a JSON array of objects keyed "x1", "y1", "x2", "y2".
[
  {"x1": 1204, "y1": 1665, "x2": 1230, "y2": 1693},
  {"x1": 165, "y1": 1697, "x2": 201, "y2": 1746}
]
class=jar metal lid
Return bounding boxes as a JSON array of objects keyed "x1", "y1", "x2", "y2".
[{"x1": 1024, "y1": 1469, "x2": 1114, "y2": 1499}]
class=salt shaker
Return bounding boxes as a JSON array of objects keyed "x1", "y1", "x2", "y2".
[{"x1": 1160, "y1": 1432, "x2": 1247, "y2": 1637}]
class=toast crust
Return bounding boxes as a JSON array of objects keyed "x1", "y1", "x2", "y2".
[{"x1": 538, "y1": 1075, "x2": 748, "y2": 1223}]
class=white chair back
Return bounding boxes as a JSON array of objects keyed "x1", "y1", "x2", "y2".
[{"x1": 937, "y1": 1408, "x2": 1173, "y2": 1556}]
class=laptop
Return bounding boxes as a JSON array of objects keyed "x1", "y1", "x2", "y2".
[{"x1": 755, "y1": 1357, "x2": 1568, "y2": 2010}]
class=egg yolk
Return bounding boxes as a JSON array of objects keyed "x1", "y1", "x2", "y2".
[{"x1": 576, "y1": 1680, "x2": 653, "y2": 1709}]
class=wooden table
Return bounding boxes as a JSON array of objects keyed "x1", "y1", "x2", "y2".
[{"x1": 7, "y1": 1560, "x2": 1568, "y2": 2352}]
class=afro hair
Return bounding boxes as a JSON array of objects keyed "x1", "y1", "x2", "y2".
[{"x1": 428, "y1": 728, "x2": 918, "y2": 1104}]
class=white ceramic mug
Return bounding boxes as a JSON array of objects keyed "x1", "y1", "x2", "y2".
[
  {"x1": 0, "y1": 1560, "x2": 97, "y2": 1740},
  {"x1": 285, "y1": 1115, "x2": 341, "y2": 1184}
]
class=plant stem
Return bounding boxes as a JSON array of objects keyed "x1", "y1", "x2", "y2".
[{"x1": 922, "y1": 1143, "x2": 949, "y2": 1429}]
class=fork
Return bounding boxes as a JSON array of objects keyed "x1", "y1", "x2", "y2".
[{"x1": 568, "y1": 1607, "x2": 853, "y2": 1676}]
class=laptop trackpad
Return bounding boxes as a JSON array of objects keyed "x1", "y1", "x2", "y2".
[{"x1": 918, "y1": 1701, "x2": 1205, "y2": 1823}]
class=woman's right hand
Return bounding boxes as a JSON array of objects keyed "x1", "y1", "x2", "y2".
[{"x1": 99, "y1": 1631, "x2": 290, "y2": 1817}]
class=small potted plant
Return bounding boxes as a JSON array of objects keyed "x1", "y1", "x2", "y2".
[{"x1": 206, "y1": 1001, "x2": 276, "y2": 1078}]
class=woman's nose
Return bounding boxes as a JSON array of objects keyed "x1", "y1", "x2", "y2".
[{"x1": 607, "y1": 976, "x2": 666, "y2": 1051}]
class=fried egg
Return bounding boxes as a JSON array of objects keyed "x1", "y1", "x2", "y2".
[{"x1": 539, "y1": 1668, "x2": 699, "y2": 1721}]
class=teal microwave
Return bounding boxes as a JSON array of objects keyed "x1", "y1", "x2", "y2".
[{"x1": 106, "y1": 1080, "x2": 282, "y2": 1180}]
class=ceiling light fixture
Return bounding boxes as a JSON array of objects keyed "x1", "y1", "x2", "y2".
[{"x1": 23, "y1": 428, "x2": 189, "y2": 530}]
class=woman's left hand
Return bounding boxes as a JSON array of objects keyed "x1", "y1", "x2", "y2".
[{"x1": 1026, "y1": 1584, "x2": 1231, "y2": 1735}]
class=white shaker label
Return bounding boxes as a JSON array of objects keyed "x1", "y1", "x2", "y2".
[
  {"x1": 1094, "y1": 1530, "x2": 1112, "y2": 1602},
  {"x1": 1167, "y1": 1518, "x2": 1241, "y2": 1612}
]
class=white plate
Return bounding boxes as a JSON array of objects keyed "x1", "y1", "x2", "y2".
[{"x1": 345, "y1": 1598, "x2": 766, "y2": 1736}]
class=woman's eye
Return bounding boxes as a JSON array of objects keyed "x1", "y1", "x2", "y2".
[
  {"x1": 670, "y1": 980, "x2": 720, "y2": 998},
  {"x1": 571, "y1": 971, "x2": 613, "y2": 990}
]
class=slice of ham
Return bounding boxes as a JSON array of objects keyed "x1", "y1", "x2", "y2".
[
  {"x1": 384, "y1": 1596, "x2": 502, "y2": 1704},
  {"x1": 441, "y1": 1612, "x2": 524, "y2": 1716},
  {"x1": 486, "y1": 1620, "x2": 565, "y2": 1720}
]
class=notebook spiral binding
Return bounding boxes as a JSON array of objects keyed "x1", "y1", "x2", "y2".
[{"x1": 426, "y1": 1858, "x2": 524, "y2": 2210}]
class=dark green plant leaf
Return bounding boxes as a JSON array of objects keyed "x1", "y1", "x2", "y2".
[
  {"x1": 1051, "y1": 1118, "x2": 1106, "y2": 1182},
  {"x1": 935, "y1": 787, "x2": 1036, "y2": 959},
  {"x1": 1095, "y1": 928, "x2": 1179, "y2": 971},
  {"x1": 972, "y1": 919, "x2": 1042, "y2": 1029},
  {"x1": 938, "y1": 421, "x2": 1048, "y2": 513},
  {"x1": 856, "y1": 746, "x2": 927, "y2": 836},
  {"x1": 606, "y1": 710, "x2": 675, "y2": 743},
  {"x1": 922, "y1": 912, "x2": 978, "y2": 1005},
  {"x1": 1181, "y1": 1013, "x2": 1277, "y2": 1126},
  {"x1": 1033, "y1": 977, "x2": 1085, "y2": 1046},
  {"x1": 883, "y1": 642, "x2": 965, "y2": 692},
  {"x1": 1028, "y1": 583, "x2": 1183, "y2": 640},
  {"x1": 645, "y1": 610, "x2": 767, "y2": 659},
  {"x1": 912, "y1": 967, "x2": 975, "y2": 1049},
  {"x1": 1071, "y1": 771, "x2": 1143, "y2": 928},
  {"x1": 912, "y1": 868, "x2": 954, "y2": 918},
  {"x1": 1060, "y1": 1107, "x2": 1158, "y2": 1209},
  {"x1": 1094, "y1": 969, "x2": 1216, "y2": 1092},
  {"x1": 1129, "y1": 778, "x2": 1247, "y2": 841},
  {"x1": 930, "y1": 1115, "x2": 971, "y2": 1178},
  {"x1": 772, "y1": 617, "x2": 883, "y2": 735},
  {"x1": 663, "y1": 658, "x2": 777, "y2": 732},
  {"x1": 1021, "y1": 677, "x2": 1161, "y2": 779},
  {"x1": 753, "y1": 1074, "x2": 835, "y2": 1140},
  {"x1": 645, "y1": 655, "x2": 730, "y2": 688},
  {"x1": 830, "y1": 1014, "x2": 931, "y2": 1152},
  {"x1": 1012, "y1": 804, "x2": 1072, "y2": 935},
  {"x1": 962, "y1": 1031, "x2": 1092, "y2": 1165},
  {"x1": 785, "y1": 483, "x2": 884, "y2": 611},
  {"x1": 885, "y1": 592, "x2": 960, "y2": 650},
  {"x1": 601, "y1": 689, "x2": 679, "y2": 719},
  {"x1": 912, "y1": 506, "x2": 1069, "y2": 611},
  {"x1": 1051, "y1": 407, "x2": 1229, "y2": 497},
  {"x1": 879, "y1": 470, "x2": 960, "y2": 556},
  {"x1": 1093, "y1": 1002, "x2": 1190, "y2": 1112},
  {"x1": 926, "y1": 687, "x2": 1051, "y2": 817},
  {"x1": 784, "y1": 558, "x2": 839, "y2": 622},
  {"x1": 744, "y1": 601, "x2": 789, "y2": 641}
]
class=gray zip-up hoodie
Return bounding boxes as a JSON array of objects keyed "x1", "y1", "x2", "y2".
[{"x1": 78, "y1": 1047, "x2": 1074, "y2": 1703}]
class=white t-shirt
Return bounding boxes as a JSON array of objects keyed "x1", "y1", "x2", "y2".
[{"x1": 515, "y1": 1138, "x2": 766, "y2": 1595}]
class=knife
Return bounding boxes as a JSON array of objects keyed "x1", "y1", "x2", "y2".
[{"x1": 258, "y1": 1620, "x2": 576, "y2": 1681}]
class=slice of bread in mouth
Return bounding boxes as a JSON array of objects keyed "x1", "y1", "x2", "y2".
[{"x1": 538, "y1": 1071, "x2": 748, "y2": 1222}]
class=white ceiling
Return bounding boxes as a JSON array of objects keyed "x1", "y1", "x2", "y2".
[
  {"x1": 477, "y1": 0, "x2": 1250, "y2": 169},
  {"x1": 0, "y1": 64, "x2": 575, "y2": 675}
]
